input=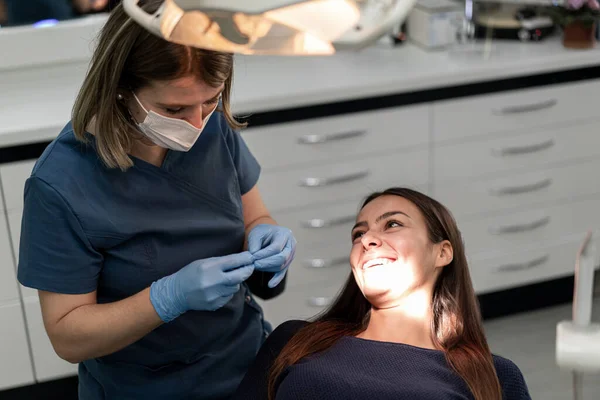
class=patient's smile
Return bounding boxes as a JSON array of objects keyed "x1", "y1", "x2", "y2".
[{"x1": 362, "y1": 258, "x2": 397, "y2": 269}]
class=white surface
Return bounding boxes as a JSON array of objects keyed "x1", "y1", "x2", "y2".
[
  {"x1": 0, "y1": 160, "x2": 36, "y2": 212},
  {"x1": 432, "y1": 79, "x2": 600, "y2": 143},
  {"x1": 459, "y1": 193, "x2": 600, "y2": 256},
  {"x1": 433, "y1": 121, "x2": 600, "y2": 182},
  {"x1": 257, "y1": 149, "x2": 429, "y2": 212},
  {"x1": 7, "y1": 210, "x2": 37, "y2": 300},
  {"x1": 232, "y1": 38, "x2": 600, "y2": 115},
  {"x1": 556, "y1": 321, "x2": 600, "y2": 373},
  {"x1": 468, "y1": 232, "x2": 591, "y2": 294},
  {"x1": 434, "y1": 158, "x2": 600, "y2": 219},
  {"x1": 241, "y1": 104, "x2": 429, "y2": 170},
  {"x1": 0, "y1": 211, "x2": 20, "y2": 304},
  {"x1": 22, "y1": 297, "x2": 78, "y2": 382},
  {"x1": 0, "y1": 302, "x2": 35, "y2": 390}
]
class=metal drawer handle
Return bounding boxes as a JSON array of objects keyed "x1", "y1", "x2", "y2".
[
  {"x1": 303, "y1": 215, "x2": 356, "y2": 229},
  {"x1": 298, "y1": 130, "x2": 366, "y2": 145},
  {"x1": 492, "y1": 99, "x2": 557, "y2": 115},
  {"x1": 299, "y1": 170, "x2": 369, "y2": 187},
  {"x1": 492, "y1": 138, "x2": 555, "y2": 157},
  {"x1": 490, "y1": 178, "x2": 553, "y2": 196},
  {"x1": 307, "y1": 296, "x2": 333, "y2": 307},
  {"x1": 495, "y1": 254, "x2": 550, "y2": 273},
  {"x1": 304, "y1": 257, "x2": 349, "y2": 269},
  {"x1": 489, "y1": 215, "x2": 550, "y2": 235}
]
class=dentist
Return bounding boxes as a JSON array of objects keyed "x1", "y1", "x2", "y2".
[{"x1": 16, "y1": 1, "x2": 296, "y2": 399}]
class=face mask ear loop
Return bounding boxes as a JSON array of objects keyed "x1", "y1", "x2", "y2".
[{"x1": 131, "y1": 91, "x2": 150, "y2": 114}]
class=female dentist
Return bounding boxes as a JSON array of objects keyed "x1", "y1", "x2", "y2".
[{"x1": 16, "y1": 1, "x2": 296, "y2": 399}]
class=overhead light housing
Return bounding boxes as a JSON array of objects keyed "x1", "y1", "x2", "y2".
[{"x1": 122, "y1": 0, "x2": 417, "y2": 55}]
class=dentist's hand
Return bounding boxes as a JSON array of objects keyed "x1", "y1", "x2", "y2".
[
  {"x1": 248, "y1": 224, "x2": 297, "y2": 288},
  {"x1": 150, "y1": 252, "x2": 255, "y2": 323}
]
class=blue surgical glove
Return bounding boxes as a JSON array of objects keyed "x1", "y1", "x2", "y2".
[
  {"x1": 248, "y1": 224, "x2": 297, "y2": 288},
  {"x1": 150, "y1": 251, "x2": 255, "y2": 323}
]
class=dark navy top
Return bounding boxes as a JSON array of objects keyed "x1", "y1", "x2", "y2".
[
  {"x1": 17, "y1": 112, "x2": 272, "y2": 399},
  {"x1": 234, "y1": 320, "x2": 532, "y2": 400}
]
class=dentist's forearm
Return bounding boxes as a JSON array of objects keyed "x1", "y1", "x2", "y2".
[{"x1": 45, "y1": 288, "x2": 163, "y2": 364}]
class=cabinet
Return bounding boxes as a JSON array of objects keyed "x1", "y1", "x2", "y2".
[
  {"x1": 0, "y1": 302, "x2": 34, "y2": 390},
  {"x1": 0, "y1": 160, "x2": 78, "y2": 384},
  {"x1": 0, "y1": 211, "x2": 20, "y2": 304},
  {"x1": 23, "y1": 297, "x2": 79, "y2": 382},
  {"x1": 432, "y1": 81, "x2": 600, "y2": 294},
  {"x1": 432, "y1": 80, "x2": 600, "y2": 143},
  {"x1": 254, "y1": 79, "x2": 600, "y2": 327},
  {"x1": 0, "y1": 166, "x2": 35, "y2": 390}
]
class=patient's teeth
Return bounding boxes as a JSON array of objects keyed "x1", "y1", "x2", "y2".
[{"x1": 363, "y1": 258, "x2": 394, "y2": 269}]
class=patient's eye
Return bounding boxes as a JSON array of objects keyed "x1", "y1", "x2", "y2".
[
  {"x1": 351, "y1": 231, "x2": 364, "y2": 241},
  {"x1": 386, "y1": 220, "x2": 403, "y2": 229}
]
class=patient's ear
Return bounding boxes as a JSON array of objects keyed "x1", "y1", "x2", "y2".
[{"x1": 435, "y1": 240, "x2": 453, "y2": 269}]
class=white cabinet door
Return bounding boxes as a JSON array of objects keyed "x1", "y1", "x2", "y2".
[
  {"x1": 258, "y1": 149, "x2": 429, "y2": 212},
  {"x1": 0, "y1": 160, "x2": 36, "y2": 212},
  {"x1": 8, "y1": 210, "x2": 38, "y2": 300},
  {"x1": 23, "y1": 297, "x2": 78, "y2": 382},
  {"x1": 0, "y1": 212, "x2": 20, "y2": 304},
  {"x1": 0, "y1": 301, "x2": 35, "y2": 390},
  {"x1": 242, "y1": 104, "x2": 429, "y2": 170},
  {"x1": 432, "y1": 79, "x2": 600, "y2": 143}
]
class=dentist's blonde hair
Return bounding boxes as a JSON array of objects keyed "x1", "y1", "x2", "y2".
[{"x1": 72, "y1": 0, "x2": 245, "y2": 170}]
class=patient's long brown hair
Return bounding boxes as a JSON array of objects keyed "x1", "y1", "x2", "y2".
[{"x1": 267, "y1": 187, "x2": 502, "y2": 400}]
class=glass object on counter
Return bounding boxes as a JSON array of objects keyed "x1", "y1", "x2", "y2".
[{"x1": 447, "y1": 0, "x2": 502, "y2": 59}]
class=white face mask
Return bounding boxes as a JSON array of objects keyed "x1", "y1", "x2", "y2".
[{"x1": 132, "y1": 92, "x2": 217, "y2": 152}]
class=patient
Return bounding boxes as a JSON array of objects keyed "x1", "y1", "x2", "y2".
[{"x1": 234, "y1": 187, "x2": 532, "y2": 400}]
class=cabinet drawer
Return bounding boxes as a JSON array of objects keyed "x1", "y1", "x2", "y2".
[
  {"x1": 287, "y1": 239, "x2": 352, "y2": 289},
  {"x1": 459, "y1": 196, "x2": 600, "y2": 256},
  {"x1": 273, "y1": 200, "x2": 360, "y2": 249},
  {"x1": 470, "y1": 234, "x2": 593, "y2": 294},
  {"x1": 433, "y1": 80, "x2": 600, "y2": 143},
  {"x1": 0, "y1": 302, "x2": 35, "y2": 390},
  {"x1": 257, "y1": 280, "x2": 346, "y2": 328},
  {"x1": 258, "y1": 149, "x2": 429, "y2": 212},
  {"x1": 23, "y1": 297, "x2": 78, "y2": 382},
  {"x1": 434, "y1": 122, "x2": 600, "y2": 182},
  {"x1": 242, "y1": 105, "x2": 429, "y2": 170},
  {"x1": 8, "y1": 210, "x2": 38, "y2": 300},
  {"x1": 0, "y1": 212, "x2": 20, "y2": 304},
  {"x1": 435, "y1": 158, "x2": 600, "y2": 219},
  {"x1": 0, "y1": 160, "x2": 36, "y2": 211}
]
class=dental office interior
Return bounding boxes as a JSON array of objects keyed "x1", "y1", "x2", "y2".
[{"x1": 1, "y1": 0, "x2": 600, "y2": 399}]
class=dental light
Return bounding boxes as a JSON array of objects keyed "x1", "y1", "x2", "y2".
[
  {"x1": 556, "y1": 230, "x2": 600, "y2": 400},
  {"x1": 122, "y1": 0, "x2": 417, "y2": 55}
]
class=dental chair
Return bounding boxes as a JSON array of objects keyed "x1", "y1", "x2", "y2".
[{"x1": 556, "y1": 230, "x2": 600, "y2": 400}]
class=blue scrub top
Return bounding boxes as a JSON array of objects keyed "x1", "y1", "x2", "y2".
[{"x1": 17, "y1": 113, "x2": 270, "y2": 399}]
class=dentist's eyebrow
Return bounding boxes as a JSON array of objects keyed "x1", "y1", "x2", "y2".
[{"x1": 157, "y1": 91, "x2": 223, "y2": 109}]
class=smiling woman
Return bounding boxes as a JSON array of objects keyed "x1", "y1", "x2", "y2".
[{"x1": 233, "y1": 187, "x2": 532, "y2": 400}]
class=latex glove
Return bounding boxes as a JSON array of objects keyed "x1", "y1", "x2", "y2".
[
  {"x1": 248, "y1": 224, "x2": 297, "y2": 288},
  {"x1": 150, "y1": 251, "x2": 255, "y2": 323}
]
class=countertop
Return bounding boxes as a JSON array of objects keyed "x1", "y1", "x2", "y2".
[{"x1": 3, "y1": 14, "x2": 600, "y2": 148}]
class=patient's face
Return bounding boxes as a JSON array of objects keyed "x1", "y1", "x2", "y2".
[{"x1": 349, "y1": 195, "x2": 443, "y2": 308}]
